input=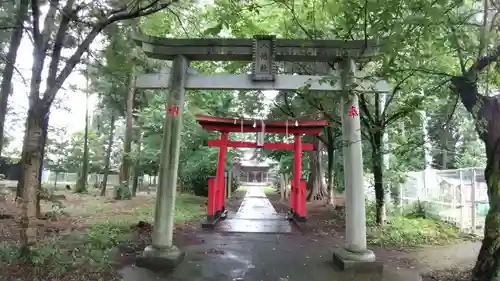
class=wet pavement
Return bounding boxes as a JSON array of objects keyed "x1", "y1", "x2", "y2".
[
  {"x1": 216, "y1": 186, "x2": 295, "y2": 233},
  {"x1": 119, "y1": 186, "x2": 421, "y2": 281}
]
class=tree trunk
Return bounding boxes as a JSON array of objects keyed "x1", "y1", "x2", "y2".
[
  {"x1": 120, "y1": 67, "x2": 136, "y2": 184},
  {"x1": 307, "y1": 137, "x2": 327, "y2": 201},
  {"x1": 18, "y1": 108, "x2": 45, "y2": 255},
  {"x1": 371, "y1": 131, "x2": 385, "y2": 225},
  {"x1": 284, "y1": 173, "x2": 289, "y2": 199},
  {"x1": 472, "y1": 159, "x2": 500, "y2": 281},
  {"x1": 76, "y1": 91, "x2": 90, "y2": 193},
  {"x1": 131, "y1": 133, "x2": 141, "y2": 197},
  {"x1": 0, "y1": 0, "x2": 29, "y2": 155},
  {"x1": 452, "y1": 73, "x2": 500, "y2": 280},
  {"x1": 326, "y1": 127, "x2": 335, "y2": 206},
  {"x1": 36, "y1": 114, "x2": 49, "y2": 218},
  {"x1": 131, "y1": 115, "x2": 142, "y2": 196},
  {"x1": 280, "y1": 174, "x2": 286, "y2": 201},
  {"x1": 54, "y1": 172, "x2": 58, "y2": 190},
  {"x1": 101, "y1": 114, "x2": 115, "y2": 196}
]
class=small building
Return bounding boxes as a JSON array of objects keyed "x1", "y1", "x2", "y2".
[{"x1": 235, "y1": 149, "x2": 275, "y2": 183}]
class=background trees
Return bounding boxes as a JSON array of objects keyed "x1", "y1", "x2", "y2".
[{"x1": 0, "y1": 0, "x2": 498, "y2": 278}]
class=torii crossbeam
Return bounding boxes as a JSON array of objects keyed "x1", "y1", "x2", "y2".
[{"x1": 196, "y1": 115, "x2": 328, "y2": 225}]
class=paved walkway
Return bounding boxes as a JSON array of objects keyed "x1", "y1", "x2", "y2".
[
  {"x1": 215, "y1": 186, "x2": 294, "y2": 233},
  {"x1": 119, "y1": 186, "x2": 420, "y2": 281}
]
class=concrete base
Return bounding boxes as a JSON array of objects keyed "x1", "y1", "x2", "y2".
[
  {"x1": 287, "y1": 209, "x2": 307, "y2": 229},
  {"x1": 332, "y1": 247, "x2": 383, "y2": 273},
  {"x1": 201, "y1": 209, "x2": 228, "y2": 229},
  {"x1": 136, "y1": 245, "x2": 185, "y2": 272}
]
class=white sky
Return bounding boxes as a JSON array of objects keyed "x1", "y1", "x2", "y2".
[
  {"x1": 5, "y1": 34, "x2": 277, "y2": 153},
  {"x1": 5, "y1": 35, "x2": 97, "y2": 152}
]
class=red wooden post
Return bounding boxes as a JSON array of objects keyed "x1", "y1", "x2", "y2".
[
  {"x1": 207, "y1": 177, "x2": 216, "y2": 219},
  {"x1": 293, "y1": 134, "x2": 303, "y2": 218},
  {"x1": 215, "y1": 132, "x2": 229, "y2": 214}
]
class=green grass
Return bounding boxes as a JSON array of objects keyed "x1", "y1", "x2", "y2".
[
  {"x1": 366, "y1": 216, "x2": 461, "y2": 247},
  {"x1": 0, "y1": 193, "x2": 206, "y2": 279},
  {"x1": 237, "y1": 185, "x2": 277, "y2": 194},
  {"x1": 96, "y1": 193, "x2": 206, "y2": 223},
  {"x1": 365, "y1": 201, "x2": 463, "y2": 247}
]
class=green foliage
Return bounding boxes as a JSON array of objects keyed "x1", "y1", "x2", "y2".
[
  {"x1": 0, "y1": 194, "x2": 206, "y2": 276},
  {"x1": 44, "y1": 126, "x2": 71, "y2": 174},
  {"x1": 135, "y1": 88, "x2": 248, "y2": 196},
  {"x1": 114, "y1": 182, "x2": 132, "y2": 200},
  {"x1": 0, "y1": 222, "x2": 131, "y2": 276},
  {"x1": 366, "y1": 201, "x2": 461, "y2": 247},
  {"x1": 52, "y1": 130, "x2": 106, "y2": 175}
]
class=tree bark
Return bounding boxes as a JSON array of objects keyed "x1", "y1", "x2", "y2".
[
  {"x1": 371, "y1": 130, "x2": 385, "y2": 225},
  {"x1": 18, "y1": 108, "x2": 45, "y2": 255},
  {"x1": 0, "y1": 0, "x2": 29, "y2": 155},
  {"x1": 307, "y1": 137, "x2": 327, "y2": 201},
  {"x1": 326, "y1": 127, "x2": 335, "y2": 206},
  {"x1": 54, "y1": 172, "x2": 59, "y2": 190},
  {"x1": 120, "y1": 67, "x2": 136, "y2": 184},
  {"x1": 101, "y1": 114, "x2": 115, "y2": 196},
  {"x1": 131, "y1": 135, "x2": 142, "y2": 197},
  {"x1": 76, "y1": 91, "x2": 90, "y2": 193},
  {"x1": 36, "y1": 114, "x2": 49, "y2": 217},
  {"x1": 451, "y1": 64, "x2": 500, "y2": 280}
]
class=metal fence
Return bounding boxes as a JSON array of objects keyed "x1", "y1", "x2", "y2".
[
  {"x1": 397, "y1": 167, "x2": 487, "y2": 234},
  {"x1": 41, "y1": 170, "x2": 158, "y2": 188}
]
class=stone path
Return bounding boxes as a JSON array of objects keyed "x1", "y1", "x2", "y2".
[
  {"x1": 215, "y1": 186, "x2": 294, "y2": 233},
  {"x1": 405, "y1": 241, "x2": 480, "y2": 274},
  {"x1": 119, "y1": 186, "x2": 421, "y2": 281}
]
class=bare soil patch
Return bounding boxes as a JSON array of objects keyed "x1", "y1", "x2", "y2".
[
  {"x1": 264, "y1": 193, "x2": 477, "y2": 281},
  {"x1": 0, "y1": 188, "x2": 206, "y2": 281}
]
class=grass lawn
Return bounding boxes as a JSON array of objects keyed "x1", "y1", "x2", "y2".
[
  {"x1": 0, "y1": 187, "x2": 206, "y2": 280},
  {"x1": 237, "y1": 185, "x2": 277, "y2": 194}
]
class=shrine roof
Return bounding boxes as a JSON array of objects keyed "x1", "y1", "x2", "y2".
[{"x1": 196, "y1": 115, "x2": 328, "y2": 134}]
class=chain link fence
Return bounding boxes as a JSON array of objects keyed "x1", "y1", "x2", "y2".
[{"x1": 398, "y1": 167, "x2": 487, "y2": 235}]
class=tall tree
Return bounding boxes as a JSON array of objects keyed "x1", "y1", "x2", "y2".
[
  {"x1": 17, "y1": 0, "x2": 180, "y2": 255},
  {"x1": 0, "y1": 0, "x2": 29, "y2": 155},
  {"x1": 449, "y1": 3, "x2": 500, "y2": 279},
  {"x1": 75, "y1": 66, "x2": 91, "y2": 193}
]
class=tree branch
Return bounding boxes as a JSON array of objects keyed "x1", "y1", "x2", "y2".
[
  {"x1": 358, "y1": 93, "x2": 375, "y2": 126},
  {"x1": 46, "y1": 0, "x2": 75, "y2": 90},
  {"x1": 468, "y1": 43, "x2": 500, "y2": 75},
  {"x1": 40, "y1": 0, "x2": 59, "y2": 56},
  {"x1": 42, "y1": 0, "x2": 180, "y2": 109},
  {"x1": 30, "y1": 0, "x2": 41, "y2": 46},
  {"x1": 381, "y1": 69, "x2": 417, "y2": 120}
]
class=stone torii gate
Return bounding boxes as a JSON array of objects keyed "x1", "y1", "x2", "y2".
[{"x1": 133, "y1": 34, "x2": 389, "y2": 272}]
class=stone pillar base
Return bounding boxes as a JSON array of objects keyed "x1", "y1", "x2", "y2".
[
  {"x1": 136, "y1": 245, "x2": 185, "y2": 272},
  {"x1": 332, "y1": 247, "x2": 383, "y2": 272}
]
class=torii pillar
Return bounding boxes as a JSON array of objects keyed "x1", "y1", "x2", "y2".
[
  {"x1": 331, "y1": 58, "x2": 380, "y2": 271},
  {"x1": 136, "y1": 55, "x2": 187, "y2": 270}
]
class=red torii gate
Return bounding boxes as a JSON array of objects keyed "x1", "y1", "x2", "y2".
[{"x1": 196, "y1": 115, "x2": 328, "y2": 227}]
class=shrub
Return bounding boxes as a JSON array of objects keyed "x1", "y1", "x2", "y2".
[
  {"x1": 365, "y1": 200, "x2": 460, "y2": 247},
  {"x1": 114, "y1": 182, "x2": 132, "y2": 200}
]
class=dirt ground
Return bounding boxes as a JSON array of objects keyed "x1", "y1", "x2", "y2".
[
  {"x1": 0, "y1": 185, "x2": 206, "y2": 281},
  {"x1": 0, "y1": 190, "x2": 155, "y2": 243},
  {"x1": 266, "y1": 192, "x2": 477, "y2": 281},
  {"x1": 0, "y1": 186, "x2": 479, "y2": 281}
]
